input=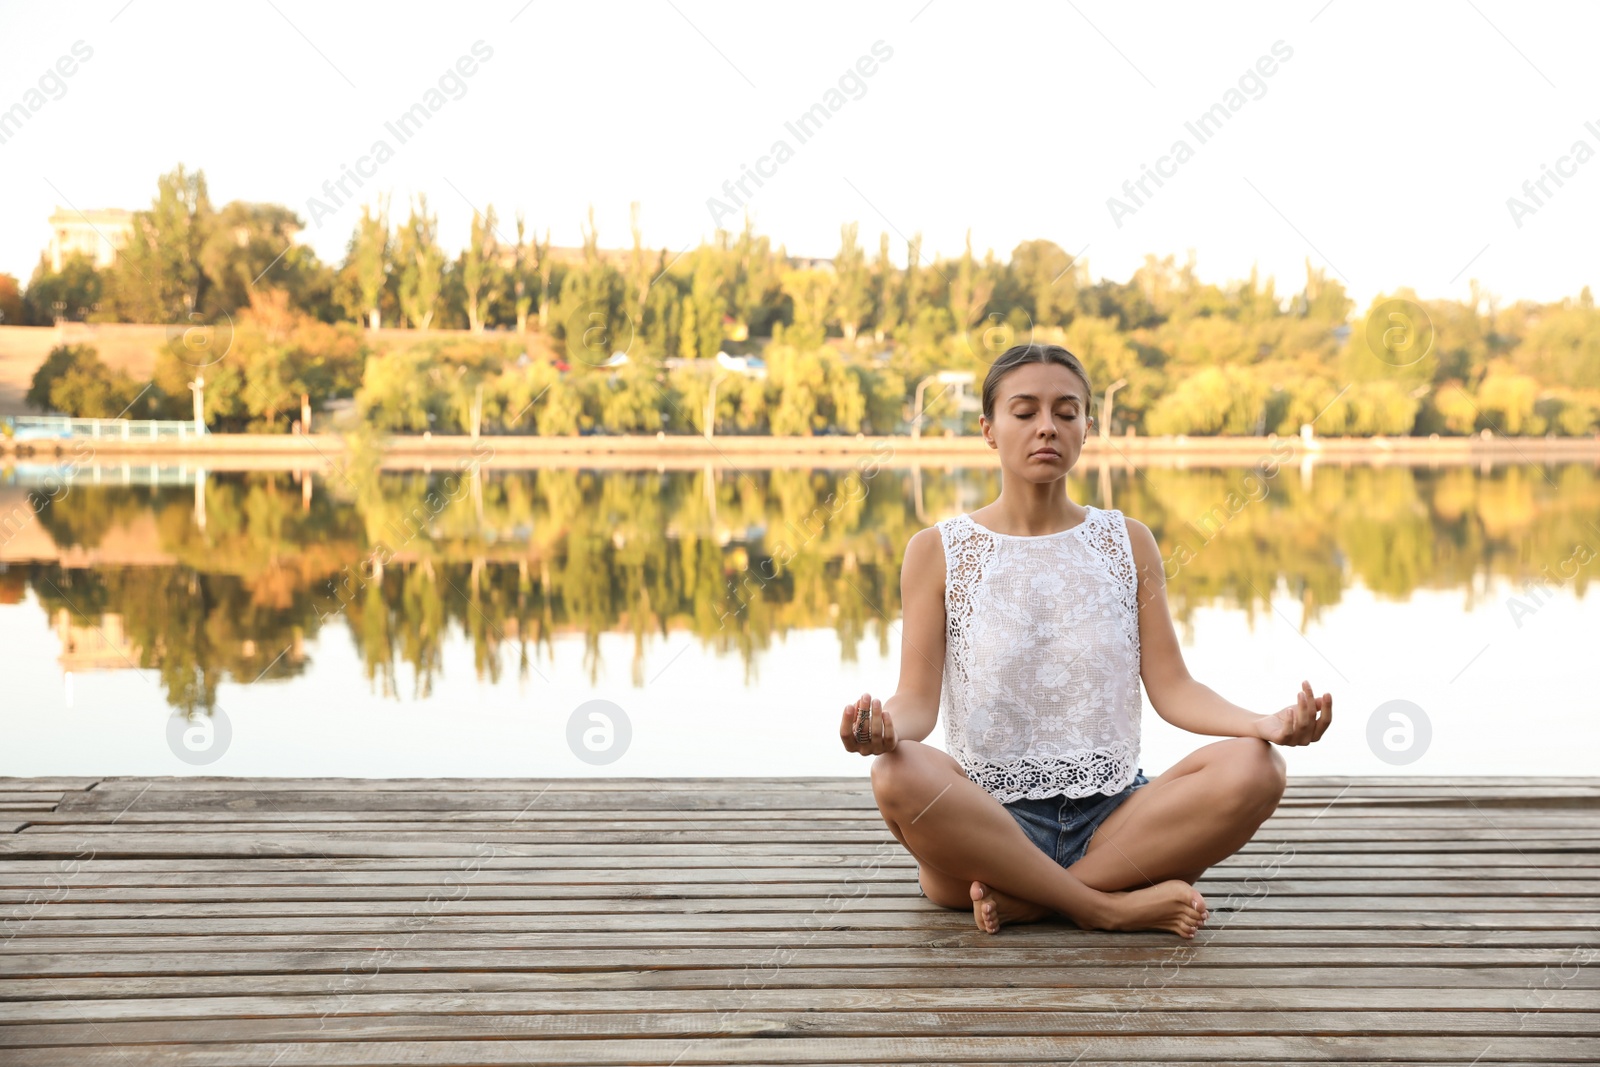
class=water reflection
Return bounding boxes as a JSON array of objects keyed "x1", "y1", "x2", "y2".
[{"x1": 2, "y1": 459, "x2": 1597, "y2": 713}]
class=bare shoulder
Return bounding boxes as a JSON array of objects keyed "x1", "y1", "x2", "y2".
[{"x1": 1120, "y1": 515, "x2": 1164, "y2": 577}]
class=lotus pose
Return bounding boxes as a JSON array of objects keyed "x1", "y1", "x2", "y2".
[{"x1": 842, "y1": 343, "x2": 1332, "y2": 938}]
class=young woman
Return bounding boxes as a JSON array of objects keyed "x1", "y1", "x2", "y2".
[{"x1": 841, "y1": 343, "x2": 1332, "y2": 939}]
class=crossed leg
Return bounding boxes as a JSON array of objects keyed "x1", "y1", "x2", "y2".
[{"x1": 869, "y1": 736, "x2": 1286, "y2": 936}]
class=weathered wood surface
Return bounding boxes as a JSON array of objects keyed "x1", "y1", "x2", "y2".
[{"x1": 2, "y1": 776, "x2": 1596, "y2": 1065}]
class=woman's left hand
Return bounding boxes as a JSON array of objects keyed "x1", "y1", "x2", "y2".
[{"x1": 1253, "y1": 680, "x2": 1332, "y2": 747}]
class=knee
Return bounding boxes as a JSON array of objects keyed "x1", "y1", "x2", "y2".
[
  {"x1": 869, "y1": 740, "x2": 933, "y2": 814},
  {"x1": 1218, "y1": 737, "x2": 1286, "y2": 815}
]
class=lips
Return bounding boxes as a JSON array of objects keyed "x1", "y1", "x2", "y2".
[{"x1": 1031, "y1": 449, "x2": 1060, "y2": 458}]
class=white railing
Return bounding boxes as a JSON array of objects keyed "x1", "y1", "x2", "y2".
[
  {"x1": 3, "y1": 462, "x2": 204, "y2": 488},
  {"x1": 3, "y1": 416, "x2": 202, "y2": 441}
]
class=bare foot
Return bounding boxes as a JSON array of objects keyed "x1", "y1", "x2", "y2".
[
  {"x1": 1092, "y1": 879, "x2": 1209, "y2": 938},
  {"x1": 969, "y1": 880, "x2": 1050, "y2": 934}
]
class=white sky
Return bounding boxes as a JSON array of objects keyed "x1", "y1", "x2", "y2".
[{"x1": 1, "y1": 0, "x2": 1597, "y2": 310}]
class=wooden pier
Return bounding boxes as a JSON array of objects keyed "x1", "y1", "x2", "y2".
[{"x1": 2, "y1": 775, "x2": 1597, "y2": 1065}]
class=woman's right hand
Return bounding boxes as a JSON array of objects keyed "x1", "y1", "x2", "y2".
[{"x1": 840, "y1": 692, "x2": 896, "y2": 755}]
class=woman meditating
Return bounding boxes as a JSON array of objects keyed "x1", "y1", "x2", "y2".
[{"x1": 841, "y1": 343, "x2": 1332, "y2": 939}]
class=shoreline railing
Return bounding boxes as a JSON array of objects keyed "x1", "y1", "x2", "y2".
[{"x1": 2, "y1": 416, "x2": 202, "y2": 441}]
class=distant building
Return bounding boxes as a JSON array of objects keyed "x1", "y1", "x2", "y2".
[
  {"x1": 54, "y1": 609, "x2": 137, "y2": 672},
  {"x1": 48, "y1": 206, "x2": 134, "y2": 271}
]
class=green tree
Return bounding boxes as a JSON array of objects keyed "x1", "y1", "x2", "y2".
[
  {"x1": 1063, "y1": 314, "x2": 1144, "y2": 430},
  {"x1": 831, "y1": 222, "x2": 869, "y2": 343},
  {"x1": 151, "y1": 288, "x2": 365, "y2": 431},
  {"x1": 350, "y1": 198, "x2": 390, "y2": 331},
  {"x1": 1294, "y1": 260, "x2": 1352, "y2": 324},
  {"x1": 766, "y1": 343, "x2": 865, "y2": 435},
  {"x1": 623, "y1": 202, "x2": 653, "y2": 340},
  {"x1": 1009, "y1": 239, "x2": 1077, "y2": 328},
  {"x1": 599, "y1": 360, "x2": 666, "y2": 433},
  {"x1": 554, "y1": 207, "x2": 627, "y2": 365},
  {"x1": 903, "y1": 232, "x2": 924, "y2": 327},
  {"x1": 872, "y1": 232, "x2": 901, "y2": 341},
  {"x1": 1510, "y1": 301, "x2": 1600, "y2": 390},
  {"x1": 26, "y1": 344, "x2": 146, "y2": 418},
  {"x1": 21, "y1": 252, "x2": 102, "y2": 324},
  {"x1": 947, "y1": 230, "x2": 992, "y2": 339},
  {"x1": 511, "y1": 211, "x2": 535, "y2": 334},
  {"x1": 197, "y1": 200, "x2": 309, "y2": 317},
  {"x1": 462, "y1": 204, "x2": 501, "y2": 334},
  {"x1": 534, "y1": 226, "x2": 554, "y2": 331},
  {"x1": 1314, "y1": 380, "x2": 1422, "y2": 436},
  {"x1": 731, "y1": 216, "x2": 781, "y2": 339},
  {"x1": 1145, "y1": 365, "x2": 1270, "y2": 435},
  {"x1": 397, "y1": 194, "x2": 444, "y2": 330},
  {"x1": 780, "y1": 268, "x2": 833, "y2": 352},
  {"x1": 356, "y1": 348, "x2": 441, "y2": 432},
  {"x1": 687, "y1": 247, "x2": 725, "y2": 360},
  {"x1": 103, "y1": 163, "x2": 214, "y2": 322},
  {"x1": 1475, "y1": 363, "x2": 1542, "y2": 435}
]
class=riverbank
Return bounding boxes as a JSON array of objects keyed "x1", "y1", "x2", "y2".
[{"x1": 4, "y1": 430, "x2": 1600, "y2": 469}]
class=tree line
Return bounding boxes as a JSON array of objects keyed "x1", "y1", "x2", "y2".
[{"x1": 9, "y1": 163, "x2": 1600, "y2": 437}]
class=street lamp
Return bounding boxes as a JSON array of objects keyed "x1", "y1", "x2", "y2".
[
  {"x1": 705, "y1": 372, "x2": 728, "y2": 440},
  {"x1": 1100, "y1": 378, "x2": 1127, "y2": 440},
  {"x1": 188, "y1": 375, "x2": 206, "y2": 436},
  {"x1": 912, "y1": 370, "x2": 975, "y2": 439}
]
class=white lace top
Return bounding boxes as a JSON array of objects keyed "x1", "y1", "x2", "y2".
[{"x1": 936, "y1": 505, "x2": 1143, "y2": 803}]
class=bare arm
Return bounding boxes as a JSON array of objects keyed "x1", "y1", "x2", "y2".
[
  {"x1": 839, "y1": 525, "x2": 946, "y2": 753},
  {"x1": 1127, "y1": 517, "x2": 1332, "y2": 745},
  {"x1": 884, "y1": 526, "x2": 946, "y2": 742}
]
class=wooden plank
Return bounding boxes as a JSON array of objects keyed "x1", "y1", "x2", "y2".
[
  {"x1": 7, "y1": 833, "x2": 1599, "y2": 861},
  {"x1": 3, "y1": 945, "x2": 1592, "y2": 978},
  {"x1": 5, "y1": 1008, "x2": 1599, "y2": 1047},
  {"x1": 38, "y1": 801, "x2": 1597, "y2": 826},
  {"x1": 0, "y1": 780, "x2": 98, "y2": 792},
  {"x1": 2, "y1": 851, "x2": 1594, "y2": 871},
  {"x1": 28, "y1": 805, "x2": 1598, "y2": 826},
  {"x1": 2, "y1": 928, "x2": 1591, "y2": 957},
  {"x1": 6, "y1": 985, "x2": 1596, "y2": 1025},
  {"x1": 20, "y1": 813, "x2": 1600, "y2": 831},
  {"x1": 52, "y1": 876, "x2": 1547, "y2": 897},
  {"x1": 4, "y1": 887, "x2": 1593, "y2": 911},
  {"x1": 68, "y1": 774, "x2": 1600, "y2": 790},
  {"x1": 3, "y1": 1035, "x2": 1598, "y2": 1065},
  {"x1": 8, "y1": 904, "x2": 1597, "y2": 929},
  {"x1": 51, "y1": 791, "x2": 891, "y2": 813},
  {"x1": 0, "y1": 833, "x2": 1583, "y2": 854},
  {"x1": 4, "y1": 853, "x2": 1596, "y2": 883},
  {"x1": 0, "y1": 962, "x2": 1588, "y2": 1002},
  {"x1": 0, "y1": 876, "x2": 1593, "y2": 908},
  {"x1": 1, "y1": 862, "x2": 1596, "y2": 891},
  {"x1": 51, "y1": 787, "x2": 1600, "y2": 813},
  {"x1": 7, "y1": 908, "x2": 1598, "y2": 938}
]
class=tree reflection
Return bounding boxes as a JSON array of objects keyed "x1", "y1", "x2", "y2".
[{"x1": 15, "y1": 460, "x2": 1600, "y2": 711}]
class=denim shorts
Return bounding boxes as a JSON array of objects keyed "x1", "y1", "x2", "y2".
[
  {"x1": 1004, "y1": 769, "x2": 1150, "y2": 867},
  {"x1": 917, "y1": 769, "x2": 1150, "y2": 896}
]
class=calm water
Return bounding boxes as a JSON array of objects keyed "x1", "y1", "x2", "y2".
[{"x1": 3, "y1": 459, "x2": 1597, "y2": 779}]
